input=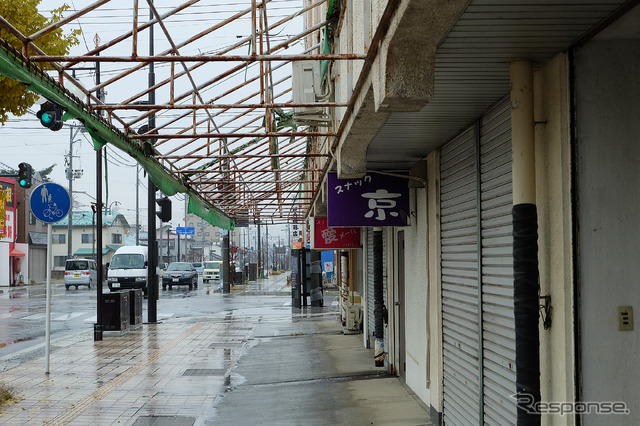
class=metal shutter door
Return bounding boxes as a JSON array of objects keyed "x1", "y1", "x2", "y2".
[
  {"x1": 382, "y1": 231, "x2": 388, "y2": 356},
  {"x1": 441, "y1": 126, "x2": 480, "y2": 426},
  {"x1": 366, "y1": 228, "x2": 388, "y2": 365},
  {"x1": 480, "y1": 98, "x2": 516, "y2": 425},
  {"x1": 367, "y1": 228, "x2": 375, "y2": 339}
]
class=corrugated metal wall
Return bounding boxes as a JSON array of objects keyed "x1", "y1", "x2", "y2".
[
  {"x1": 441, "y1": 125, "x2": 481, "y2": 426},
  {"x1": 441, "y1": 98, "x2": 515, "y2": 426},
  {"x1": 479, "y1": 99, "x2": 516, "y2": 425}
]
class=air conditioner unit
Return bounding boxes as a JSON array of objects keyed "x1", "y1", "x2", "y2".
[
  {"x1": 292, "y1": 61, "x2": 331, "y2": 126},
  {"x1": 345, "y1": 304, "x2": 363, "y2": 334}
]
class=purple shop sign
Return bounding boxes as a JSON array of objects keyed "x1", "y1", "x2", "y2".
[{"x1": 327, "y1": 172, "x2": 409, "y2": 227}]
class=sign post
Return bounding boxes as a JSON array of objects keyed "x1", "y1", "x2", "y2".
[{"x1": 30, "y1": 183, "x2": 70, "y2": 374}]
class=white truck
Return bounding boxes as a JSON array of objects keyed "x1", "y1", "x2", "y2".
[{"x1": 107, "y1": 246, "x2": 148, "y2": 295}]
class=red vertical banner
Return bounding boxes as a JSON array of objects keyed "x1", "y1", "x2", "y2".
[
  {"x1": 0, "y1": 178, "x2": 16, "y2": 241},
  {"x1": 0, "y1": 190, "x2": 5, "y2": 238}
]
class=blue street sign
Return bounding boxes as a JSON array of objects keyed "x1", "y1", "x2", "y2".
[
  {"x1": 30, "y1": 183, "x2": 70, "y2": 224},
  {"x1": 176, "y1": 226, "x2": 195, "y2": 235}
]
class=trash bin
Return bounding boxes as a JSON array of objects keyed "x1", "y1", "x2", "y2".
[
  {"x1": 249, "y1": 262, "x2": 258, "y2": 281},
  {"x1": 103, "y1": 291, "x2": 130, "y2": 332}
]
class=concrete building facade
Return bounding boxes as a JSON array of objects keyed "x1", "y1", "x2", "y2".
[{"x1": 304, "y1": 1, "x2": 640, "y2": 425}]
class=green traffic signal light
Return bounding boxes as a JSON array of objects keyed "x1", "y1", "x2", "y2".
[
  {"x1": 36, "y1": 101, "x2": 64, "y2": 131},
  {"x1": 17, "y1": 162, "x2": 33, "y2": 188},
  {"x1": 40, "y1": 112, "x2": 54, "y2": 124}
]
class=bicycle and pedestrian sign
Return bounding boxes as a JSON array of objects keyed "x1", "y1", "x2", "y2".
[{"x1": 30, "y1": 183, "x2": 70, "y2": 224}]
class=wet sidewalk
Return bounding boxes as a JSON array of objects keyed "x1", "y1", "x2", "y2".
[{"x1": 0, "y1": 274, "x2": 431, "y2": 425}]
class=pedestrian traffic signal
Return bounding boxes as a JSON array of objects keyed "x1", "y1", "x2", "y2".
[
  {"x1": 155, "y1": 196, "x2": 171, "y2": 222},
  {"x1": 17, "y1": 162, "x2": 33, "y2": 188},
  {"x1": 36, "y1": 101, "x2": 64, "y2": 131}
]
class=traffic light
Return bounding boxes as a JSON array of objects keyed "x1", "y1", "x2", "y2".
[
  {"x1": 36, "y1": 101, "x2": 64, "y2": 131},
  {"x1": 155, "y1": 196, "x2": 171, "y2": 222},
  {"x1": 17, "y1": 162, "x2": 33, "y2": 188}
]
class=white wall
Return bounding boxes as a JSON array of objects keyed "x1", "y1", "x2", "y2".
[
  {"x1": 0, "y1": 243, "x2": 9, "y2": 286},
  {"x1": 575, "y1": 39, "x2": 640, "y2": 426},
  {"x1": 402, "y1": 187, "x2": 429, "y2": 404}
]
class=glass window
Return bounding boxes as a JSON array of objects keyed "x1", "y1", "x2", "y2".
[
  {"x1": 66, "y1": 260, "x2": 89, "y2": 270},
  {"x1": 82, "y1": 234, "x2": 94, "y2": 244},
  {"x1": 110, "y1": 254, "x2": 145, "y2": 269},
  {"x1": 54, "y1": 256, "x2": 67, "y2": 268},
  {"x1": 112, "y1": 234, "x2": 122, "y2": 244},
  {"x1": 52, "y1": 234, "x2": 66, "y2": 244}
]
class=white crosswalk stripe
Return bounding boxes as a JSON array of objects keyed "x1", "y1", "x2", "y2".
[
  {"x1": 22, "y1": 313, "x2": 46, "y2": 320},
  {"x1": 53, "y1": 312, "x2": 86, "y2": 321}
]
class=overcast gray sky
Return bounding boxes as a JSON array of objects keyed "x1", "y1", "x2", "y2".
[{"x1": 2, "y1": 0, "x2": 306, "y2": 232}]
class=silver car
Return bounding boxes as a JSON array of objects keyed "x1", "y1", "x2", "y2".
[
  {"x1": 191, "y1": 262, "x2": 204, "y2": 275},
  {"x1": 64, "y1": 258, "x2": 98, "y2": 290}
]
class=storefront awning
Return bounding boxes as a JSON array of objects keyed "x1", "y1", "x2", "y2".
[{"x1": 10, "y1": 248, "x2": 25, "y2": 257}]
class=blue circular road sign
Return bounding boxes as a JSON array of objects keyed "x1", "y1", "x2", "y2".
[{"x1": 30, "y1": 183, "x2": 71, "y2": 223}]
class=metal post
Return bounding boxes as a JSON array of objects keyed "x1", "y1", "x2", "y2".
[
  {"x1": 147, "y1": 180, "x2": 157, "y2": 323},
  {"x1": 94, "y1": 51, "x2": 104, "y2": 341},
  {"x1": 136, "y1": 164, "x2": 139, "y2": 245},
  {"x1": 94, "y1": 145, "x2": 104, "y2": 341},
  {"x1": 257, "y1": 222, "x2": 262, "y2": 278},
  {"x1": 222, "y1": 234, "x2": 230, "y2": 293},
  {"x1": 147, "y1": 2, "x2": 158, "y2": 323},
  {"x1": 45, "y1": 223, "x2": 52, "y2": 372}
]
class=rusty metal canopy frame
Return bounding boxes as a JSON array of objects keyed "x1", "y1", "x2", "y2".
[{"x1": 0, "y1": 0, "x2": 359, "y2": 225}]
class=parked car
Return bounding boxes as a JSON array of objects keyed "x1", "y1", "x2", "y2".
[
  {"x1": 192, "y1": 261, "x2": 204, "y2": 275},
  {"x1": 158, "y1": 262, "x2": 168, "y2": 276},
  {"x1": 162, "y1": 262, "x2": 198, "y2": 290},
  {"x1": 64, "y1": 258, "x2": 98, "y2": 290},
  {"x1": 203, "y1": 261, "x2": 222, "y2": 283}
]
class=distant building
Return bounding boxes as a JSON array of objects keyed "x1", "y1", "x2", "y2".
[{"x1": 51, "y1": 211, "x2": 131, "y2": 273}]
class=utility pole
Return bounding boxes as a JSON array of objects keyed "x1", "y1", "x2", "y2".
[
  {"x1": 93, "y1": 37, "x2": 105, "y2": 341},
  {"x1": 66, "y1": 126, "x2": 83, "y2": 258},
  {"x1": 257, "y1": 222, "x2": 262, "y2": 278},
  {"x1": 147, "y1": 2, "x2": 159, "y2": 324},
  {"x1": 67, "y1": 126, "x2": 74, "y2": 259},
  {"x1": 136, "y1": 164, "x2": 139, "y2": 245}
]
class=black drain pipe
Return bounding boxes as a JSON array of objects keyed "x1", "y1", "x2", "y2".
[
  {"x1": 510, "y1": 60, "x2": 541, "y2": 425},
  {"x1": 373, "y1": 228, "x2": 385, "y2": 367}
]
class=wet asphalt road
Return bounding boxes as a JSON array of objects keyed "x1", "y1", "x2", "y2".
[{"x1": 0, "y1": 276, "x2": 298, "y2": 367}]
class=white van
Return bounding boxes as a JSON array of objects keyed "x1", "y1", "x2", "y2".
[
  {"x1": 64, "y1": 258, "x2": 98, "y2": 290},
  {"x1": 107, "y1": 246, "x2": 148, "y2": 294},
  {"x1": 203, "y1": 261, "x2": 222, "y2": 283}
]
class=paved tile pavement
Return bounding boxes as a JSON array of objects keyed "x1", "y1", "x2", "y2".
[{"x1": 0, "y1": 274, "x2": 431, "y2": 426}]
